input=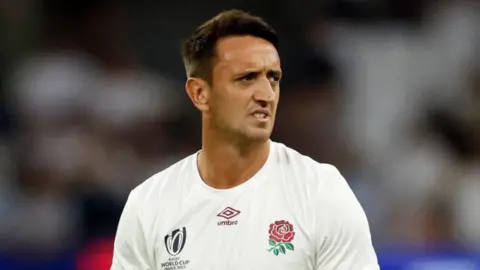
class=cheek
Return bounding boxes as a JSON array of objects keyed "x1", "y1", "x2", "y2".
[
  {"x1": 208, "y1": 89, "x2": 228, "y2": 114},
  {"x1": 224, "y1": 89, "x2": 249, "y2": 114},
  {"x1": 211, "y1": 84, "x2": 251, "y2": 119},
  {"x1": 210, "y1": 95, "x2": 238, "y2": 124}
]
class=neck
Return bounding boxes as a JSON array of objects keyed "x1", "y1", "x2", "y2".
[{"x1": 198, "y1": 127, "x2": 270, "y2": 190}]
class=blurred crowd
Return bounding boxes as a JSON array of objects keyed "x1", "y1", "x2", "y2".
[{"x1": 0, "y1": 0, "x2": 478, "y2": 260}]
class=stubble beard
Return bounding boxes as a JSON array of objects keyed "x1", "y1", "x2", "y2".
[{"x1": 211, "y1": 115, "x2": 271, "y2": 148}]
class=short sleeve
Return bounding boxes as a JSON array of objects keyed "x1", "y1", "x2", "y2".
[
  {"x1": 111, "y1": 192, "x2": 153, "y2": 270},
  {"x1": 314, "y1": 165, "x2": 379, "y2": 270}
]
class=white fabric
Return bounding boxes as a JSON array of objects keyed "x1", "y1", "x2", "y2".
[{"x1": 111, "y1": 141, "x2": 379, "y2": 270}]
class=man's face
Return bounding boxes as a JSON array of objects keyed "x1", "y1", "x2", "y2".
[{"x1": 207, "y1": 35, "x2": 281, "y2": 142}]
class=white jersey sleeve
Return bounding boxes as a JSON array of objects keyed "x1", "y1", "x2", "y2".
[
  {"x1": 111, "y1": 191, "x2": 153, "y2": 270},
  {"x1": 314, "y1": 165, "x2": 379, "y2": 270}
]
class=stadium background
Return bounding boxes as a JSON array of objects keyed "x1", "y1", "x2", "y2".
[{"x1": 0, "y1": 0, "x2": 478, "y2": 269}]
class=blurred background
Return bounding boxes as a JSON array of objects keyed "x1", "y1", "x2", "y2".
[{"x1": 0, "y1": 0, "x2": 479, "y2": 269}]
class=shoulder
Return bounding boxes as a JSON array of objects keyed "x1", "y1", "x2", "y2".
[
  {"x1": 271, "y1": 141, "x2": 344, "y2": 186},
  {"x1": 271, "y1": 141, "x2": 357, "y2": 216},
  {"x1": 128, "y1": 152, "x2": 197, "y2": 207}
]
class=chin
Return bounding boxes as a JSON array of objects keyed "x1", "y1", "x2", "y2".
[{"x1": 243, "y1": 128, "x2": 272, "y2": 143}]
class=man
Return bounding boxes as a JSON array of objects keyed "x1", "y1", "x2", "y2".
[{"x1": 111, "y1": 10, "x2": 379, "y2": 270}]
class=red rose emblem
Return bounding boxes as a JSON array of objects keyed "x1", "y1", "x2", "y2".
[{"x1": 269, "y1": 220, "x2": 295, "y2": 243}]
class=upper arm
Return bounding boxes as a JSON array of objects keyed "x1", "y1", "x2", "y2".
[
  {"x1": 111, "y1": 192, "x2": 153, "y2": 270},
  {"x1": 314, "y1": 165, "x2": 379, "y2": 270}
]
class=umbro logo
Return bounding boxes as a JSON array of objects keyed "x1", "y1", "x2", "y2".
[
  {"x1": 217, "y1": 207, "x2": 241, "y2": 220},
  {"x1": 217, "y1": 207, "x2": 240, "y2": 226}
]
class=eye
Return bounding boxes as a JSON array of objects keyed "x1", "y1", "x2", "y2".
[
  {"x1": 268, "y1": 71, "x2": 282, "y2": 84},
  {"x1": 270, "y1": 74, "x2": 281, "y2": 83},
  {"x1": 238, "y1": 72, "x2": 257, "y2": 82}
]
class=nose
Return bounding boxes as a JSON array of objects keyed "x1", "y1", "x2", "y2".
[{"x1": 253, "y1": 78, "x2": 276, "y2": 104}]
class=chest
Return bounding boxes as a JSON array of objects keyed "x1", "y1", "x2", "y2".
[{"x1": 151, "y1": 191, "x2": 315, "y2": 270}]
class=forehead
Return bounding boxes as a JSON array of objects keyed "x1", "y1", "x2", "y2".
[{"x1": 213, "y1": 36, "x2": 280, "y2": 74}]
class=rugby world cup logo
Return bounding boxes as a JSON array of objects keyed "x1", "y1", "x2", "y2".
[{"x1": 164, "y1": 227, "x2": 187, "y2": 256}]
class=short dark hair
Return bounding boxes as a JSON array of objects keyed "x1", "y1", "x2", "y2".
[{"x1": 181, "y1": 10, "x2": 279, "y2": 82}]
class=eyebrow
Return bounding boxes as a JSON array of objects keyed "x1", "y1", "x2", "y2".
[
  {"x1": 267, "y1": 69, "x2": 282, "y2": 77},
  {"x1": 236, "y1": 68, "x2": 282, "y2": 77}
]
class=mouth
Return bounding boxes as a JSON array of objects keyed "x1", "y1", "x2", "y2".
[{"x1": 251, "y1": 109, "x2": 270, "y2": 122}]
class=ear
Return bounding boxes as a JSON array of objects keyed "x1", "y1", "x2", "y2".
[{"x1": 185, "y1": 77, "x2": 210, "y2": 112}]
